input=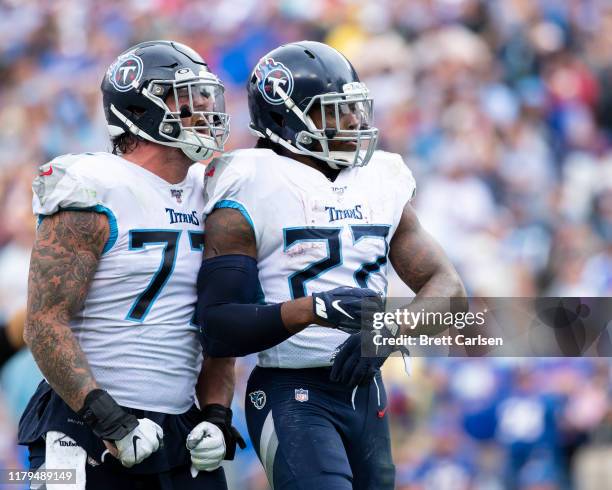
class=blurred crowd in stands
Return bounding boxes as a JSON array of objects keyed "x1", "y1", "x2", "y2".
[{"x1": 0, "y1": 0, "x2": 611, "y2": 488}]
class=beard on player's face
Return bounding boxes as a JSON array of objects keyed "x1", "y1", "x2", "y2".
[{"x1": 307, "y1": 105, "x2": 366, "y2": 152}]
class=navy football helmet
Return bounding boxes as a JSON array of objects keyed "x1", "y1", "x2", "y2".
[
  {"x1": 101, "y1": 40, "x2": 229, "y2": 161},
  {"x1": 247, "y1": 41, "x2": 378, "y2": 168}
]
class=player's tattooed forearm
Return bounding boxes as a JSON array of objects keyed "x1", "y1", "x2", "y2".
[
  {"x1": 25, "y1": 211, "x2": 109, "y2": 410},
  {"x1": 27, "y1": 317, "x2": 99, "y2": 410},
  {"x1": 204, "y1": 208, "x2": 257, "y2": 258}
]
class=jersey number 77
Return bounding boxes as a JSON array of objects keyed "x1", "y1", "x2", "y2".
[{"x1": 126, "y1": 229, "x2": 204, "y2": 322}]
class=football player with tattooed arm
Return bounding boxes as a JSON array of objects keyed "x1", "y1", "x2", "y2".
[
  {"x1": 18, "y1": 41, "x2": 244, "y2": 490},
  {"x1": 197, "y1": 41, "x2": 466, "y2": 490}
]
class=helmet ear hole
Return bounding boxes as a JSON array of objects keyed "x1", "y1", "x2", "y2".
[
  {"x1": 270, "y1": 112, "x2": 284, "y2": 128},
  {"x1": 127, "y1": 105, "x2": 146, "y2": 118}
]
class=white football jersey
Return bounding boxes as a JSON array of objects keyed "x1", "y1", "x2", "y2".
[
  {"x1": 33, "y1": 152, "x2": 206, "y2": 413},
  {"x1": 203, "y1": 148, "x2": 415, "y2": 368}
]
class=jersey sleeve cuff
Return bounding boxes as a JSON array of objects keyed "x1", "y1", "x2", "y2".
[{"x1": 213, "y1": 200, "x2": 254, "y2": 229}]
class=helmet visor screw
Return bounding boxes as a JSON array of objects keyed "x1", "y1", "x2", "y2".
[
  {"x1": 298, "y1": 134, "x2": 312, "y2": 144},
  {"x1": 162, "y1": 123, "x2": 174, "y2": 134},
  {"x1": 152, "y1": 85, "x2": 164, "y2": 96}
]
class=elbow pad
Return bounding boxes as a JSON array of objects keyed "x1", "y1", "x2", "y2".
[{"x1": 196, "y1": 255, "x2": 290, "y2": 357}]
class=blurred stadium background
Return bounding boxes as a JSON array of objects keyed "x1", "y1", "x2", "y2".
[{"x1": 1, "y1": 0, "x2": 611, "y2": 489}]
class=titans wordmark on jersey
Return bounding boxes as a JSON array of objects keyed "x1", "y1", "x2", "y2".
[
  {"x1": 203, "y1": 148, "x2": 416, "y2": 368},
  {"x1": 33, "y1": 152, "x2": 206, "y2": 413}
]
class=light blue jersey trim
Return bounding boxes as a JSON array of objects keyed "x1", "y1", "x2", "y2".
[
  {"x1": 37, "y1": 205, "x2": 118, "y2": 255},
  {"x1": 92, "y1": 205, "x2": 118, "y2": 254},
  {"x1": 213, "y1": 200, "x2": 254, "y2": 229}
]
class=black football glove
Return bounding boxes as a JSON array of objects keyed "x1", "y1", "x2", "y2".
[
  {"x1": 330, "y1": 333, "x2": 383, "y2": 386},
  {"x1": 78, "y1": 389, "x2": 163, "y2": 467},
  {"x1": 312, "y1": 287, "x2": 383, "y2": 333},
  {"x1": 201, "y1": 404, "x2": 246, "y2": 460},
  {"x1": 330, "y1": 323, "x2": 409, "y2": 387},
  {"x1": 78, "y1": 389, "x2": 139, "y2": 441}
]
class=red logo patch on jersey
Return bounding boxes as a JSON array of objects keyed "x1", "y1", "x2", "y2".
[
  {"x1": 205, "y1": 166, "x2": 216, "y2": 177},
  {"x1": 39, "y1": 165, "x2": 53, "y2": 177}
]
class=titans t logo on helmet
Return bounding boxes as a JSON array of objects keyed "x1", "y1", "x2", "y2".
[
  {"x1": 254, "y1": 58, "x2": 294, "y2": 105},
  {"x1": 108, "y1": 53, "x2": 144, "y2": 93}
]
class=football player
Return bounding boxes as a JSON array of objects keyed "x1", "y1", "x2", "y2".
[
  {"x1": 18, "y1": 40, "x2": 243, "y2": 489},
  {"x1": 197, "y1": 41, "x2": 466, "y2": 489}
]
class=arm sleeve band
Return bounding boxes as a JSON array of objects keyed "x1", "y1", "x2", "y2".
[{"x1": 196, "y1": 254, "x2": 292, "y2": 357}]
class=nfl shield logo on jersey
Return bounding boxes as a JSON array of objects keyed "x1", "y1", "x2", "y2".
[
  {"x1": 249, "y1": 390, "x2": 266, "y2": 410},
  {"x1": 295, "y1": 388, "x2": 309, "y2": 402},
  {"x1": 170, "y1": 189, "x2": 183, "y2": 203}
]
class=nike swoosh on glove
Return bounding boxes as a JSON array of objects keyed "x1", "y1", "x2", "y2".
[
  {"x1": 312, "y1": 287, "x2": 383, "y2": 333},
  {"x1": 114, "y1": 418, "x2": 163, "y2": 468},
  {"x1": 186, "y1": 421, "x2": 226, "y2": 472}
]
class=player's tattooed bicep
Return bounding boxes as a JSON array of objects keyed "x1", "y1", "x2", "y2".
[
  {"x1": 28, "y1": 211, "x2": 109, "y2": 319},
  {"x1": 389, "y1": 203, "x2": 463, "y2": 295},
  {"x1": 25, "y1": 211, "x2": 108, "y2": 410},
  {"x1": 204, "y1": 208, "x2": 257, "y2": 259}
]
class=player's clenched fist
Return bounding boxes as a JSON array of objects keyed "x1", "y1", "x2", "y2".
[
  {"x1": 186, "y1": 421, "x2": 225, "y2": 472},
  {"x1": 186, "y1": 404, "x2": 246, "y2": 476},
  {"x1": 313, "y1": 287, "x2": 383, "y2": 333},
  {"x1": 78, "y1": 389, "x2": 163, "y2": 467},
  {"x1": 113, "y1": 418, "x2": 164, "y2": 467}
]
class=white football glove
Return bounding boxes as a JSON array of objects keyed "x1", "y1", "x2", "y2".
[
  {"x1": 114, "y1": 418, "x2": 163, "y2": 468},
  {"x1": 186, "y1": 421, "x2": 226, "y2": 473}
]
